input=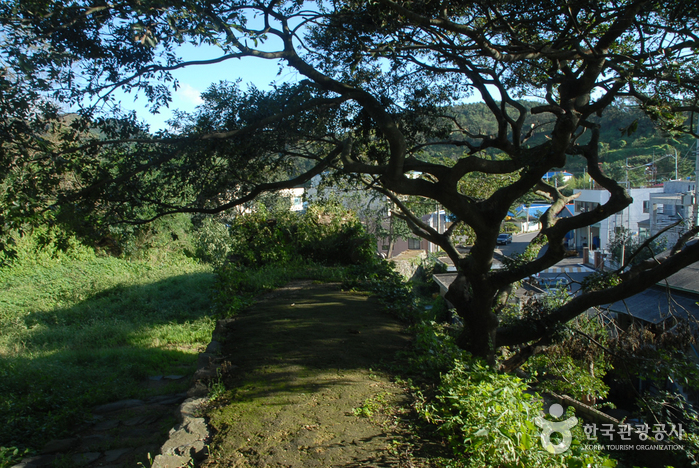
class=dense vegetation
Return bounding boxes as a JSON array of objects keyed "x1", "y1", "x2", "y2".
[
  {"x1": 0, "y1": 203, "x2": 377, "y2": 466},
  {"x1": 2, "y1": 1, "x2": 699, "y2": 466},
  {"x1": 0, "y1": 221, "x2": 214, "y2": 463},
  {"x1": 2, "y1": 202, "x2": 698, "y2": 467}
]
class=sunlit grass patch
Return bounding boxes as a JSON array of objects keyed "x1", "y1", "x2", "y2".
[{"x1": 0, "y1": 250, "x2": 215, "y2": 450}]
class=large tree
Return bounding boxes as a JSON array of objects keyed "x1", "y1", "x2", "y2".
[{"x1": 2, "y1": 0, "x2": 699, "y2": 362}]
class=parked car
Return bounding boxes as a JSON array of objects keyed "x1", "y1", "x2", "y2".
[{"x1": 497, "y1": 233, "x2": 513, "y2": 245}]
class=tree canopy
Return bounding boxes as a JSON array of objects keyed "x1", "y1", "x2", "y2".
[{"x1": 2, "y1": 0, "x2": 699, "y2": 361}]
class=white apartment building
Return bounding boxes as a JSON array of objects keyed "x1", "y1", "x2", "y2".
[
  {"x1": 572, "y1": 188, "x2": 663, "y2": 251},
  {"x1": 645, "y1": 180, "x2": 697, "y2": 246}
]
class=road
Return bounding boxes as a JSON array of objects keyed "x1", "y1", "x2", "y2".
[
  {"x1": 497, "y1": 230, "x2": 594, "y2": 292},
  {"x1": 497, "y1": 231, "x2": 539, "y2": 256}
]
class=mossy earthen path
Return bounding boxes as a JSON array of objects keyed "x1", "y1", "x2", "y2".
[{"x1": 203, "y1": 281, "x2": 441, "y2": 467}]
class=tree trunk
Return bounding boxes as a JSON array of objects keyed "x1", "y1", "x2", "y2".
[
  {"x1": 445, "y1": 272, "x2": 499, "y2": 365},
  {"x1": 386, "y1": 237, "x2": 395, "y2": 259},
  {"x1": 386, "y1": 215, "x2": 396, "y2": 258}
]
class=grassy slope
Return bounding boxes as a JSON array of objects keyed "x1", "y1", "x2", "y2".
[{"x1": 0, "y1": 249, "x2": 215, "y2": 450}]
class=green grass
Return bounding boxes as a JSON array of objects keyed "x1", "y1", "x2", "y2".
[
  {"x1": 0, "y1": 218, "x2": 375, "y2": 464},
  {"x1": 0, "y1": 247, "x2": 215, "y2": 452}
]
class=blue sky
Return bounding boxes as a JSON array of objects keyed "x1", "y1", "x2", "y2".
[
  {"x1": 111, "y1": 39, "x2": 492, "y2": 132},
  {"x1": 114, "y1": 43, "x2": 298, "y2": 131}
]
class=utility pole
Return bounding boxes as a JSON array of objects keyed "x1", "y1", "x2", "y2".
[
  {"x1": 674, "y1": 146, "x2": 678, "y2": 181},
  {"x1": 694, "y1": 141, "x2": 699, "y2": 227}
]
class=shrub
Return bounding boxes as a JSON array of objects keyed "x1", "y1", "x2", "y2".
[
  {"x1": 193, "y1": 217, "x2": 233, "y2": 266},
  {"x1": 0, "y1": 225, "x2": 95, "y2": 268},
  {"x1": 635, "y1": 391, "x2": 699, "y2": 466},
  {"x1": 295, "y1": 203, "x2": 376, "y2": 266},
  {"x1": 421, "y1": 357, "x2": 617, "y2": 468},
  {"x1": 222, "y1": 202, "x2": 377, "y2": 268},
  {"x1": 117, "y1": 213, "x2": 197, "y2": 261},
  {"x1": 227, "y1": 208, "x2": 295, "y2": 267}
]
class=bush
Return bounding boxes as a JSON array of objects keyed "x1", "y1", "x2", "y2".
[
  {"x1": 227, "y1": 208, "x2": 295, "y2": 267},
  {"x1": 117, "y1": 213, "x2": 197, "y2": 261},
  {"x1": 421, "y1": 357, "x2": 617, "y2": 468},
  {"x1": 504, "y1": 222, "x2": 519, "y2": 233},
  {"x1": 0, "y1": 225, "x2": 95, "y2": 268},
  {"x1": 295, "y1": 203, "x2": 376, "y2": 266},
  {"x1": 222, "y1": 202, "x2": 377, "y2": 268},
  {"x1": 194, "y1": 217, "x2": 233, "y2": 266},
  {"x1": 634, "y1": 391, "x2": 699, "y2": 466}
]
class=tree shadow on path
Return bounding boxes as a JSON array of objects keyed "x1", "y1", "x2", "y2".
[{"x1": 206, "y1": 281, "x2": 445, "y2": 467}]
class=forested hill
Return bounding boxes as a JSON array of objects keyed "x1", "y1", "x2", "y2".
[{"x1": 423, "y1": 101, "x2": 696, "y2": 182}]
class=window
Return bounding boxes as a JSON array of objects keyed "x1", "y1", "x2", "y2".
[
  {"x1": 575, "y1": 201, "x2": 599, "y2": 213},
  {"x1": 408, "y1": 238, "x2": 422, "y2": 249},
  {"x1": 643, "y1": 200, "x2": 650, "y2": 213}
]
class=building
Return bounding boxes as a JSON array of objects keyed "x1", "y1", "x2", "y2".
[
  {"x1": 645, "y1": 180, "x2": 697, "y2": 246},
  {"x1": 280, "y1": 187, "x2": 305, "y2": 212},
  {"x1": 572, "y1": 188, "x2": 663, "y2": 252}
]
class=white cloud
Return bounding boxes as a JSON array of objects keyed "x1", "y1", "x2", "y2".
[{"x1": 176, "y1": 83, "x2": 204, "y2": 106}]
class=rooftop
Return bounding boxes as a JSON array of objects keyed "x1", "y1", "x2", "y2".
[{"x1": 603, "y1": 286, "x2": 698, "y2": 324}]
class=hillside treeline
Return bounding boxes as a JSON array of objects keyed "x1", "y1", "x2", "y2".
[{"x1": 423, "y1": 100, "x2": 696, "y2": 184}]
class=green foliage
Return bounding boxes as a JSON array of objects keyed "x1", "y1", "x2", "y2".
[
  {"x1": 295, "y1": 203, "x2": 376, "y2": 266},
  {"x1": 221, "y1": 202, "x2": 376, "y2": 270},
  {"x1": 194, "y1": 217, "x2": 233, "y2": 266},
  {"x1": 118, "y1": 213, "x2": 198, "y2": 261},
  {"x1": 342, "y1": 258, "x2": 420, "y2": 321},
  {"x1": 0, "y1": 230, "x2": 215, "y2": 450},
  {"x1": 0, "y1": 446, "x2": 31, "y2": 468},
  {"x1": 421, "y1": 357, "x2": 616, "y2": 468},
  {"x1": 424, "y1": 295, "x2": 451, "y2": 323},
  {"x1": 0, "y1": 225, "x2": 95, "y2": 267},
  {"x1": 352, "y1": 392, "x2": 389, "y2": 418},
  {"x1": 211, "y1": 202, "x2": 382, "y2": 316},
  {"x1": 397, "y1": 321, "x2": 465, "y2": 382},
  {"x1": 526, "y1": 313, "x2": 612, "y2": 403},
  {"x1": 423, "y1": 101, "x2": 695, "y2": 182},
  {"x1": 581, "y1": 272, "x2": 621, "y2": 292},
  {"x1": 503, "y1": 222, "x2": 519, "y2": 233},
  {"x1": 227, "y1": 208, "x2": 295, "y2": 267},
  {"x1": 527, "y1": 354, "x2": 611, "y2": 403},
  {"x1": 503, "y1": 234, "x2": 546, "y2": 269},
  {"x1": 635, "y1": 391, "x2": 699, "y2": 465},
  {"x1": 208, "y1": 369, "x2": 227, "y2": 402}
]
